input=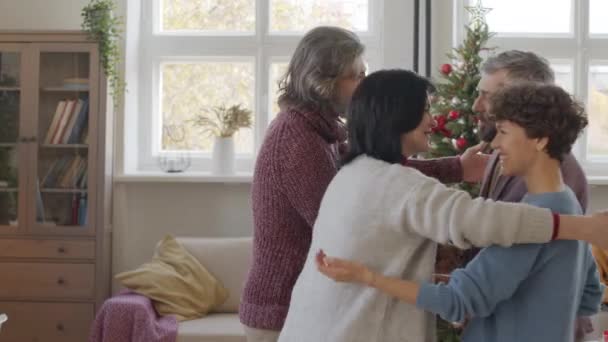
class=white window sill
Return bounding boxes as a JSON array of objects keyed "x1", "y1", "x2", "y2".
[
  {"x1": 588, "y1": 176, "x2": 608, "y2": 186},
  {"x1": 114, "y1": 172, "x2": 253, "y2": 184}
]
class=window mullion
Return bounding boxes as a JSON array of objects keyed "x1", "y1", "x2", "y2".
[
  {"x1": 256, "y1": 0, "x2": 270, "y2": 154},
  {"x1": 574, "y1": 0, "x2": 590, "y2": 163}
]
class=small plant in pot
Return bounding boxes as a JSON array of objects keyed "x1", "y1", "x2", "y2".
[{"x1": 191, "y1": 104, "x2": 252, "y2": 174}]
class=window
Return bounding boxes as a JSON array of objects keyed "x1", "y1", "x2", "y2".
[
  {"x1": 482, "y1": 0, "x2": 572, "y2": 35},
  {"x1": 127, "y1": 0, "x2": 399, "y2": 174},
  {"x1": 455, "y1": 0, "x2": 608, "y2": 178},
  {"x1": 160, "y1": 60, "x2": 255, "y2": 154},
  {"x1": 269, "y1": 0, "x2": 369, "y2": 32},
  {"x1": 160, "y1": 0, "x2": 256, "y2": 32},
  {"x1": 589, "y1": 0, "x2": 608, "y2": 35},
  {"x1": 588, "y1": 65, "x2": 608, "y2": 158}
]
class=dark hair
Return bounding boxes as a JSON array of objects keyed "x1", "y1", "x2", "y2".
[
  {"x1": 489, "y1": 83, "x2": 588, "y2": 161},
  {"x1": 342, "y1": 69, "x2": 433, "y2": 165},
  {"x1": 277, "y1": 26, "x2": 365, "y2": 114}
]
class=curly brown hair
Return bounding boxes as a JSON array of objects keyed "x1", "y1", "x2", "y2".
[{"x1": 489, "y1": 83, "x2": 588, "y2": 161}]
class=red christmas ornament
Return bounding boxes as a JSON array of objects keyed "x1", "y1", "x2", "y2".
[
  {"x1": 448, "y1": 110, "x2": 460, "y2": 120},
  {"x1": 440, "y1": 128, "x2": 452, "y2": 138},
  {"x1": 456, "y1": 137, "x2": 468, "y2": 150},
  {"x1": 435, "y1": 115, "x2": 447, "y2": 128},
  {"x1": 440, "y1": 63, "x2": 453, "y2": 75}
]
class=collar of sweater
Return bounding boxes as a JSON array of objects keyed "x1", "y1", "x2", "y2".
[{"x1": 289, "y1": 108, "x2": 346, "y2": 144}]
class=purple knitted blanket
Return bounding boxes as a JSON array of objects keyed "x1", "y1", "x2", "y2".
[{"x1": 89, "y1": 291, "x2": 178, "y2": 342}]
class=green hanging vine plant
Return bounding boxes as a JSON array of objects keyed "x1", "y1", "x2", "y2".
[{"x1": 81, "y1": 0, "x2": 125, "y2": 108}]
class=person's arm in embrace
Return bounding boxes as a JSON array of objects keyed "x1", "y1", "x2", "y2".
[
  {"x1": 316, "y1": 244, "x2": 544, "y2": 323},
  {"x1": 404, "y1": 143, "x2": 489, "y2": 184},
  {"x1": 383, "y1": 165, "x2": 608, "y2": 250}
]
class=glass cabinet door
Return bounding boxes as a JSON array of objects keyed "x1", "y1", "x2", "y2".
[
  {"x1": 31, "y1": 45, "x2": 96, "y2": 235},
  {"x1": 0, "y1": 46, "x2": 25, "y2": 234}
]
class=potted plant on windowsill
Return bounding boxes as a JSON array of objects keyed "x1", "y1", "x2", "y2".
[{"x1": 191, "y1": 104, "x2": 252, "y2": 174}]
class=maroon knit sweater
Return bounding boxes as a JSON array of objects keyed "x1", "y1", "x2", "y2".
[{"x1": 240, "y1": 108, "x2": 463, "y2": 330}]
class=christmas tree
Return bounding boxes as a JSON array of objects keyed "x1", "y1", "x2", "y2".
[
  {"x1": 432, "y1": 2, "x2": 494, "y2": 341},
  {"x1": 428, "y1": 0, "x2": 493, "y2": 197}
]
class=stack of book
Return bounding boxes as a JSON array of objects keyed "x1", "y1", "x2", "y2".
[
  {"x1": 40, "y1": 155, "x2": 87, "y2": 189},
  {"x1": 44, "y1": 98, "x2": 89, "y2": 144}
]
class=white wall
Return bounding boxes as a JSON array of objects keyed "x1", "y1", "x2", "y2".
[
  {"x1": 0, "y1": 0, "x2": 89, "y2": 30},
  {"x1": 111, "y1": 183, "x2": 253, "y2": 280},
  {"x1": 2, "y1": 0, "x2": 607, "y2": 284}
]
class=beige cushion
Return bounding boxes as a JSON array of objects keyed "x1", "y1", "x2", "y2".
[
  {"x1": 116, "y1": 235, "x2": 229, "y2": 321},
  {"x1": 178, "y1": 237, "x2": 252, "y2": 313},
  {"x1": 177, "y1": 313, "x2": 245, "y2": 342}
]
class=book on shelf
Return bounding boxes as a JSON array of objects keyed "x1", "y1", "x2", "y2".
[
  {"x1": 62, "y1": 100, "x2": 82, "y2": 144},
  {"x1": 71, "y1": 194, "x2": 78, "y2": 225},
  {"x1": 70, "y1": 193, "x2": 88, "y2": 226},
  {"x1": 36, "y1": 179, "x2": 46, "y2": 223},
  {"x1": 67, "y1": 98, "x2": 89, "y2": 144},
  {"x1": 41, "y1": 155, "x2": 69, "y2": 188},
  {"x1": 37, "y1": 191, "x2": 87, "y2": 226},
  {"x1": 43, "y1": 98, "x2": 89, "y2": 144},
  {"x1": 49, "y1": 99, "x2": 75, "y2": 144},
  {"x1": 78, "y1": 194, "x2": 87, "y2": 226},
  {"x1": 43, "y1": 100, "x2": 66, "y2": 144},
  {"x1": 63, "y1": 78, "x2": 89, "y2": 91},
  {"x1": 41, "y1": 155, "x2": 87, "y2": 189}
]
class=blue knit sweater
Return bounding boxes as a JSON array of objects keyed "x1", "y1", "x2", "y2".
[{"x1": 417, "y1": 187, "x2": 605, "y2": 342}]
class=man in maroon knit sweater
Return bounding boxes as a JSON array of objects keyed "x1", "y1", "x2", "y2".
[{"x1": 239, "y1": 26, "x2": 489, "y2": 341}]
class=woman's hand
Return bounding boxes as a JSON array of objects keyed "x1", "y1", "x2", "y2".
[
  {"x1": 315, "y1": 249, "x2": 375, "y2": 285},
  {"x1": 591, "y1": 211, "x2": 608, "y2": 249},
  {"x1": 317, "y1": 249, "x2": 422, "y2": 305},
  {"x1": 560, "y1": 210, "x2": 608, "y2": 249},
  {"x1": 460, "y1": 143, "x2": 490, "y2": 183}
]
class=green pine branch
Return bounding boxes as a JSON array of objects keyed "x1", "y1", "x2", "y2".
[{"x1": 427, "y1": 14, "x2": 494, "y2": 202}]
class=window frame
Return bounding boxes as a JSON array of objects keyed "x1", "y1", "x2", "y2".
[
  {"x1": 454, "y1": 0, "x2": 608, "y2": 180},
  {"x1": 127, "y1": 0, "x2": 386, "y2": 174}
]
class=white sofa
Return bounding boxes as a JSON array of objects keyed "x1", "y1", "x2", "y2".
[
  {"x1": 171, "y1": 237, "x2": 608, "y2": 342},
  {"x1": 176, "y1": 237, "x2": 252, "y2": 342}
]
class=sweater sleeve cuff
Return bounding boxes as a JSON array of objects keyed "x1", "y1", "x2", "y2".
[
  {"x1": 516, "y1": 206, "x2": 554, "y2": 244},
  {"x1": 551, "y1": 212, "x2": 560, "y2": 241},
  {"x1": 416, "y1": 282, "x2": 451, "y2": 319}
]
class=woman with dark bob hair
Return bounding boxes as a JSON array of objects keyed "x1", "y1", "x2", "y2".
[
  {"x1": 277, "y1": 70, "x2": 608, "y2": 341},
  {"x1": 241, "y1": 26, "x2": 488, "y2": 341}
]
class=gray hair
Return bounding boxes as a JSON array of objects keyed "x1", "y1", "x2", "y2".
[
  {"x1": 278, "y1": 26, "x2": 365, "y2": 113},
  {"x1": 481, "y1": 50, "x2": 555, "y2": 84}
]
